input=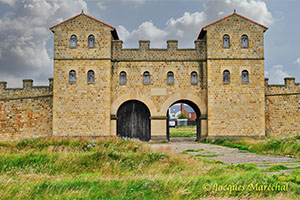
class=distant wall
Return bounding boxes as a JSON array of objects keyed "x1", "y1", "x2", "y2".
[
  {"x1": 0, "y1": 79, "x2": 53, "y2": 141},
  {"x1": 265, "y1": 78, "x2": 300, "y2": 136}
]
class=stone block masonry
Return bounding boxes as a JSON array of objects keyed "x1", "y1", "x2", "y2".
[
  {"x1": 0, "y1": 11, "x2": 300, "y2": 141},
  {"x1": 0, "y1": 79, "x2": 53, "y2": 141},
  {"x1": 265, "y1": 78, "x2": 300, "y2": 136}
]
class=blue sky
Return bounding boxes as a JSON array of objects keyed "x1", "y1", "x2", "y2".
[{"x1": 0, "y1": 0, "x2": 299, "y2": 87}]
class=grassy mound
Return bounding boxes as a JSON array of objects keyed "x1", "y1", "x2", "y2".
[{"x1": 0, "y1": 137, "x2": 299, "y2": 199}]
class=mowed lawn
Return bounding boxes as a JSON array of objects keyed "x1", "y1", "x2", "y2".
[
  {"x1": 169, "y1": 125, "x2": 196, "y2": 137},
  {"x1": 0, "y1": 137, "x2": 299, "y2": 199}
]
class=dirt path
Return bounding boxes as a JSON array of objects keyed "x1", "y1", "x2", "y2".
[{"x1": 150, "y1": 139, "x2": 300, "y2": 175}]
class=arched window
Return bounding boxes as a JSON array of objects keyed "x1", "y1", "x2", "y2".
[
  {"x1": 87, "y1": 70, "x2": 95, "y2": 83},
  {"x1": 69, "y1": 70, "x2": 76, "y2": 83},
  {"x1": 191, "y1": 71, "x2": 198, "y2": 85},
  {"x1": 223, "y1": 70, "x2": 230, "y2": 83},
  {"x1": 143, "y1": 71, "x2": 150, "y2": 85},
  {"x1": 223, "y1": 34, "x2": 230, "y2": 48},
  {"x1": 167, "y1": 71, "x2": 174, "y2": 85},
  {"x1": 241, "y1": 35, "x2": 248, "y2": 48},
  {"x1": 120, "y1": 71, "x2": 126, "y2": 85},
  {"x1": 242, "y1": 70, "x2": 249, "y2": 83},
  {"x1": 88, "y1": 35, "x2": 95, "y2": 48},
  {"x1": 70, "y1": 35, "x2": 77, "y2": 48}
]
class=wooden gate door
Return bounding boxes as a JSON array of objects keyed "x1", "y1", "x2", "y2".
[{"x1": 117, "y1": 100, "x2": 151, "y2": 141}]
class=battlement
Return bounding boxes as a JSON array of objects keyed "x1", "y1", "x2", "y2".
[
  {"x1": 0, "y1": 78, "x2": 53, "y2": 100},
  {"x1": 265, "y1": 77, "x2": 300, "y2": 95},
  {"x1": 111, "y1": 39, "x2": 206, "y2": 61}
]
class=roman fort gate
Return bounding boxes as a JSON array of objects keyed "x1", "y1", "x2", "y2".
[{"x1": 0, "y1": 11, "x2": 300, "y2": 141}]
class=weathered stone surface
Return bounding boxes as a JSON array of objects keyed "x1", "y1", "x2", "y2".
[{"x1": 0, "y1": 12, "x2": 299, "y2": 141}]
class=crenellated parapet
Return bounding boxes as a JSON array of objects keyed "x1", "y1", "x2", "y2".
[
  {"x1": 265, "y1": 77, "x2": 300, "y2": 95},
  {"x1": 111, "y1": 39, "x2": 206, "y2": 61},
  {"x1": 0, "y1": 78, "x2": 53, "y2": 100}
]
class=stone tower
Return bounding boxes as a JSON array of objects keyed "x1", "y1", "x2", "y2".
[
  {"x1": 199, "y1": 12, "x2": 268, "y2": 137},
  {"x1": 50, "y1": 13, "x2": 119, "y2": 136}
]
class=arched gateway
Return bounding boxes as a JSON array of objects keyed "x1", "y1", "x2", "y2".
[
  {"x1": 117, "y1": 100, "x2": 151, "y2": 141},
  {"x1": 166, "y1": 100, "x2": 201, "y2": 141}
]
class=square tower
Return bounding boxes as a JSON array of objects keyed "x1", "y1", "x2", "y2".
[
  {"x1": 199, "y1": 12, "x2": 268, "y2": 137},
  {"x1": 50, "y1": 12, "x2": 119, "y2": 136}
]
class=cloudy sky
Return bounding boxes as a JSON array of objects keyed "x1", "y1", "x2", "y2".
[{"x1": 0, "y1": 0, "x2": 299, "y2": 87}]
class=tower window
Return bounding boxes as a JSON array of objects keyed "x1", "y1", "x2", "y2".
[
  {"x1": 191, "y1": 71, "x2": 198, "y2": 85},
  {"x1": 242, "y1": 70, "x2": 249, "y2": 83},
  {"x1": 69, "y1": 70, "x2": 76, "y2": 83},
  {"x1": 223, "y1": 35, "x2": 230, "y2": 48},
  {"x1": 120, "y1": 71, "x2": 126, "y2": 85},
  {"x1": 223, "y1": 70, "x2": 230, "y2": 83},
  {"x1": 143, "y1": 71, "x2": 150, "y2": 85},
  {"x1": 167, "y1": 71, "x2": 174, "y2": 85},
  {"x1": 87, "y1": 70, "x2": 95, "y2": 83},
  {"x1": 241, "y1": 35, "x2": 248, "y2": 48},
  {"x1": 88, "y1": 35, "x2": 95, "y2": 48},
  {"x1": 70, "y1": 35, "x2": 77, "y2": 48}
]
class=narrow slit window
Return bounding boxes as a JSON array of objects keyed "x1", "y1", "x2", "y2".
[
  {"x1": 143, "y1": 71, "x2": 150, "y2": 85},
  {"x1": 70, "y1": 35, "x2": 77, "y2": 48},
  {"x1": 120, "y1": 71, "x2": 126, "y2": 85},
  {"x1": 223, "y1": 70, "x2": 230, "y2": 83},
  {"x1": 242, "y1": 70, "x2": 249, "y2": 83},
  {"x1": 87, "y1": 70, "x2": 95, "y2": 83},
  {"x1": 223, "y1": 35, "x2": 230, "y2": 48},
  {"x1": 167, "y1": 71, "x2": 174, "y2": 85},
  {"x1": 69, "y1": 70, "x2": 76, "y2": 83},
  {"x1": 241, "y1": 35, "x2": 248, "y2": 48},
  {"x1": 88, "y1": 35, "x2": 95, "y2": 48},
  {"x1": 191, "y1": 71, "x2": 198, "y2": 85}
]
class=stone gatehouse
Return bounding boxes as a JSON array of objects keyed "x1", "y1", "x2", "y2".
[{"x1": 0, "y1": 11, "x2": 299, "y2": 141}]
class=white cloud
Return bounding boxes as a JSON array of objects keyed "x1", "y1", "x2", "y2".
[
  {"x1": 0, "y1": 0, "x2": 15, "y2": 6},
  {"x1": 265, "y1": 65, "x2": 289, "y2": 84},
  {"x1": 204, "y1": 0, "x2": 273, "y2": 26},
  {"x1": 97, "y1": 1, "x2": 107, "y2": 10},
  {"x1": 122, "y1": 0, "x2": 146, "y2": 4},
  {"x1": 118, "y1": 0, "x2": 274, "y2": 48},
  {"x1": 118, "y1": 21, "x2": 168, "y2": 48},
  {"x1": 0, "y1": 0, "x2": 88, "y2": 87},
  {"x1": 296, "y1": 58, "x2": 300, "y2": 65}
]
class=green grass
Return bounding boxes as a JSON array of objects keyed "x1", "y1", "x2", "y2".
[
  {"x1": 204, "y1": 135, "x2": 300, "y2": 158},
  {"x1": 169, "y1": 126, "x2": 196, "y2": 137},
  {"x1": 0, "y1": 137, "x2": 299, "y2": 199},
  {"x1": 181, "y1": 149, "x2": 204, "y2": 154},
  {"x1": 194, "y1": 154, "x2": 218, "y2": 158}
]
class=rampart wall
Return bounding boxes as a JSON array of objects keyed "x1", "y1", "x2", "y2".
[
  {"x1": 0, "y1": 79, "x2": 53, "y2": 141},
  {"x1": 265, "y1": 77, "x2": 300, "y2": 136}
]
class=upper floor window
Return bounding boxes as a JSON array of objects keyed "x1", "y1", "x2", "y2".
[
  {"x1": 191, "y1": 71, "x2": 198, "y2": 85},
  {"x1": 241, "y1": 35, "x2": 248, "y2": 48},
  {"x1": 167, "y1": 71, "x2": 174, "y2": 85},
  {"x1": 223, "y1": 35, "x2": 230, "y2": 48},
  {"x1": 242, "y1": 70, "x2": 249, "y2": 83},
  {"x1": 70, "y1": 35, "x2": 77, "y2": 48},
  {"x1": 87, "y1": 70, "x2": 95, "y2": 83},
  {"x1": 143, "y1": 71, "x2": 150, "y2": 85},
  {"x1": 88, "y1": 35, "x2": 95, "y2": 48},
  {"x1": 69, "y1": 70, "x2": 76, "y2": 83},
  {"x1": 120, "y1": 71, "x2": 126, "y2": 85},
  {"x1": 223, "y1": 70, "x2": 230, "y2": 83}
]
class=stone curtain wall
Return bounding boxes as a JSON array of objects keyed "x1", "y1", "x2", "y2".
[
  {"x1": 265, "y1": 78, "x2": 300, "y2": 136},
  {"x1": 0, "y1": 80, "x2": 53, "y2": 141}
]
